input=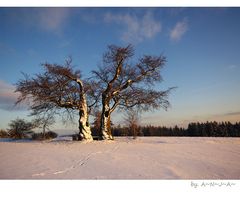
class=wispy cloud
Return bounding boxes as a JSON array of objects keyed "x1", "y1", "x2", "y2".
[
  {"x1": 228, "y1": 64, "x2": 237, "y2": 70},
  {"x1": 58, "y1": 40, "x2": 71, "y2": 48},
  {"x1": 37, "y1": 8, "x2": 70, "y2": 33},
  {"x1": 6, "y1": 8, "x2": 70, "y2": 34},
  {"x1": 169, "y1": 18, "x2": 188, "y2": 42},
  {"x1": 168, "y1": 8, "x2": 186, "y2": 16},
  {"x1": 182, "y1": 111, "x2": 240, "y2": 126},
  {"x1": 0, "y1": 42, "x2": 16, "y2": 55},
  {"x1": 222, "y1": 111, "x2": 240, "y2": 116},
  {"x1": 104, "y1": 11, "x2": 161, "y2": 43},
  {"x1": 0, "y1": 80, "x2": 26, "y2": 111}
]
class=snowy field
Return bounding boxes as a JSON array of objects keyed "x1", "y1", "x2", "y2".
[{"x1": 0, "y1": 137, "x2": 240, "y2": 179}]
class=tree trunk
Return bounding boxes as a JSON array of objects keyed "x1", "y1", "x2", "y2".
[
  {"x1": 78, "y1": 98, "x2": 93, "y2": 141},
  {"x1": 76, "y1": 79, "x2": 93, "y2": 141},
  {"x1": 99, "y1": 96, "x2": 113, "y2": 140}
]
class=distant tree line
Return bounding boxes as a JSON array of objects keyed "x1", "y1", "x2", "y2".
[
  {"x1": 187, "y1": 121, "x2": 240, "y2": 137},
  {"x1": 108, "y1": 121, "x2": 240, "y2": 137},
  {"x1": 1, "y1": 120, "x2": 239, "y2": 140}
]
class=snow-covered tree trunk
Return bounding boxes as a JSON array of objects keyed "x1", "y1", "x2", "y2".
[
  {"x1": 100, "y1": 96, "x2": 113, "y2": 140},
  {"x1": 78, "y1": 107, "x2": 92, "y2": 141},
  {"x1": 77, "y1": 79, "x2": 93, "y2": 141}
]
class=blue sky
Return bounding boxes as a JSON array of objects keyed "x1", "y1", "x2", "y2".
[{"x1": 0, "y1": 8, "x2": 240, "y2": 132}]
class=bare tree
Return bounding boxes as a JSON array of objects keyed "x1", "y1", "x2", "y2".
[
  {"x1": 93, "y1": 44, "x2": 175, "y2": 140},
  {"x1": 32, "y1": 111, "x2": 55, "y2": 139},
  {"x1": 8, "y1": 118, "x2": 34, "y2": 139},
  {"x1": 124, "y1": 109, "x2": 140, "y2": 139},
  {"x1": 15, "y1": 58, "x2": 93, "y2": 141}
]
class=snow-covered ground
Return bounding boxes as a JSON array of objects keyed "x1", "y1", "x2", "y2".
[{"x1": 0, "y1": 137, "x2": 240, "y2": 179}]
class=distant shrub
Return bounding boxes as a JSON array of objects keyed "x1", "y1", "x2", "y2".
[
  {"x1": 32, "y1": 131, "x2": 58, "y2": 140},
  {"x1": 0, "y1": 129, "x2": 9, "y2": 138},
  {"x1": 31, "y1": 133, "x2": 40, "y2": 140},
  {"x1": 72, "y1": 134, "x2": 80, "y2": 141},
  {"x1": 46, "y1": 131, "x2": 58, "y2": 139},
  {"x1": 8, "y1": 118, "x2": 34, "y2": 139}
]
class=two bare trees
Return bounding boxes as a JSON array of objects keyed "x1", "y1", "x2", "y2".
[{"x1": 16, "y1": 44, "x2": 174, "y2": 141}]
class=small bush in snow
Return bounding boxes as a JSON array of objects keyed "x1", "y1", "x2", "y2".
[
  {"x1": 8, "y1": 118, "x2": 34, "y2": 139},
  {"x1": 32, "y1": 131, "x2": 58, "y2": 140},
  {"x1": 72, "y1": 134, "x2": 81, "y2": 141},
  {"x1": 0, "y1": 129, "x2": 9, "y2": 138}
]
